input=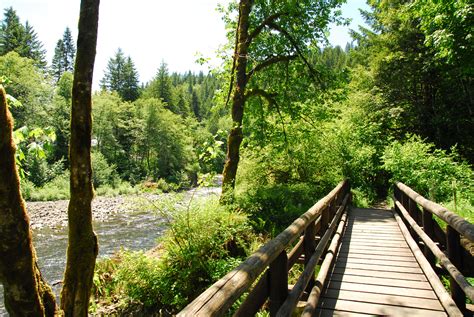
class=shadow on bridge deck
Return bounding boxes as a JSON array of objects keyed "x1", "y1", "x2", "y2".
[{"x1": 316, "y1": 208, "x2": 448, "y2": 316}]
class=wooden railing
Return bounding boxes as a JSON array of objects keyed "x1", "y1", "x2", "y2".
[
  {"x1": 178, "y1": 180, "x2": 351, "y2": 316},
  {"x1": 394, "y1": 182, "x2": 474, "y2": 313}
]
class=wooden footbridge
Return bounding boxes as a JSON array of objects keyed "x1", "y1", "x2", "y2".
[{"x1": 179, "y1": 181, "x2": 474, "y2": 316}]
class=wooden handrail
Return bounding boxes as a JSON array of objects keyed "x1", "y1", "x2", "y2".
[
  {"x1": 394, "y1": 200, "x2": 474, "y2": 301},
  {"x1": 394, "y1": 182, "x2": 473, "y2": 313},
  {"x1": 178, "y1": 180, "x2": 350, "y2": 316},
  {"x1": 276, "y1": 194, "x2": 349, "y2": 316},
  {"x1": 396, "y1": 182, "x2": 474, "y2": 241}
]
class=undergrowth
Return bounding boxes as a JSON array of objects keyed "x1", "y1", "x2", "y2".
[{"x1": 91, "y1": 197, "x2": 256, "y2": 315}]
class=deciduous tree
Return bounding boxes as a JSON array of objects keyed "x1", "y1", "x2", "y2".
[
  {"x1": 220, "y1": 0, "x2": 344, "y2": 202},
  {"x1": 0, "y1": 85, "x2": 57, "y2": 316},
  {"x1": 60, "y1": 0, "x2": 100, "y2": 315}
]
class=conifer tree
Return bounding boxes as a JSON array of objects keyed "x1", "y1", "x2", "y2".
[
  {"x1": 51, "y1": 27, "x2": 76, "y2": 81},
  {"x1": 121, "y1": 56, "x2": 140, "y2": 102},
  {"x1": 23, "y1": 21, "x2": 46, "y2": 68},
  {"x1": 146, "y1": 61, "x2": 175, "y2": 110},
  {"x1": 100, "y1": 48, "x2": 140, "y2": 102},
  {"x1": 0, "y1": 7, "x2": 24, "y2": 56},
  {"x1": 51, "y1": 39, "x2": 66, "y2": 81},
  {"x1": 62, "y1": 27, "x2": 76, "y2": 72},
  {"x1": 0, "y1": 8, "x2": 46, "y2": 68}
]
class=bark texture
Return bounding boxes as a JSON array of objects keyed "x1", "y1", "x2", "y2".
[
  {"x1": 0, "y1": 85, "x2": 57, "y2": 316},
  {"x1": 221, "y1": 0, "x2": 252, "y2": 203},
  {"x1": 60, "y1": 0, "x2": 100, "y2": 316}
]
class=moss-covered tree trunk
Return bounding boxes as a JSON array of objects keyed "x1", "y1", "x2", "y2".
[
  {"x1": 0, "y1": 85, "x2": 57, "y2": 316},
  {"x1": 220, "y1": 0, "x2": 252, "y2": 203},
  {"x1": 60, "y1": 0, "x2": 100, "y2": 316}
]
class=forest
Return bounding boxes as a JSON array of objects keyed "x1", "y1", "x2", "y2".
[{"x1": 0, "y1": 0, "x2": 473, "y2": 316}]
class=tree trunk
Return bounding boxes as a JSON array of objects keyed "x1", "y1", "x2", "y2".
[
  {"x1": 220, "y1": 0, "x2": 252, "y2": 203},
  {"x1": 0, "y1": 86, "x2": 57, "y2": 316},
  {"x1": 60, "y1": 1, "x2": 100, "y2": 316}
]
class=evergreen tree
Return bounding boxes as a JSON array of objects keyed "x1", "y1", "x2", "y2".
[
  {"x1": 121, "y1": 56, "x2": 140, "y2": 102},
  {"x1": 155, "y1": 61, "x2": 173, "y2": 105},
  {"x1": 62, "y1": 27, "x2": 75, "y2": 72},
  {"x1": 100, "y1": 48, "x2": 140, "y2": 101},
  {"x1": 51, "y1": 28, "x2": 76, "y2": 82},
  {"x1": 0, "y1": 8, "x2": 46, "y2": 68},
  {"x1": 23, "y1": 21, "x2": 46, "y2": 68},
  {"x1": 0, "y1": 7, "x2": 24, "y2": 56},
  {"x1": 51, "y1": 39, "x2": 66, "y2": 81},
  {"x1": 191, "y1": 90, "x2": 200, "y2": 120}
]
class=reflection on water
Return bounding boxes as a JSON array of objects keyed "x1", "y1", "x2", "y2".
[{"x1": 0, "y1": 187, "x2": 220, "y2": 315}]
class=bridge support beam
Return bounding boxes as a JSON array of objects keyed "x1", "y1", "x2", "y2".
[
  {"x1": 447, "y1": 226, "x2": 465, "y2": 312},
  {"x1": 269, "y1": 251, "x2": 288, "y2": 316}
]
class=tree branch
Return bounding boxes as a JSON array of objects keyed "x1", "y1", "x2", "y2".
[
  {"x1": 247, "y1": 54, "x2": 297, "y2": 79},
  {"x1": 248, "y1": 12, "x2": 285, "y2": 42},
  {"x1": 245, "y1": 88, "x2": 288, "y2": 145},
  {"x1": 267, "y1": 22, "x2": 321, "y2": 83}
]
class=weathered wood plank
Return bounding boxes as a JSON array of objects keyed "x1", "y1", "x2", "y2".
[
  {"x1": 343, "y1": 234, "x2": 405, "y2": 241},
  {"x1": 313, "y1": 308, "x2": 373, "y2": 317},
  {"x1": 336, "y1": 252, "x2": 417, "y2": 262},
  {"x1": 318, "y1": 298, "x2": 447, "y2": 316},
  {"x1": 337, "y1": 248, "x2": 413, "y2": 257},
  {"x1": 338, "y1": 244, "x2": 412, "y2": 253},
  {"x1": 325, "y1": 280, "x2": 438, "y2": 299},
  {"x1": 340, "y1": 239, "x2": 408, "y2": 247},
  {"x1": 334, "y1": 261, "x2": 423, "y2": 274},
  {"x1": 329, "y1": 273, "x2": 432, "y2": 290},
  {"x1": 331, "y1": 267, "x2": 427, "y2": 281},
  {"x1": 322, "y1": 289, "x2": 444, "y2": 310}
]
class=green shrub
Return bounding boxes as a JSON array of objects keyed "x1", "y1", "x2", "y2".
[
  {"x1": 94, "y1": 181, "x2": 139, "y2": 197},
  {"x1": 92, "y1": 151, "x2": 120, "y2": 188},
  {"x1": 23, "y1": 172, "x2": 70, "y2": 201},
  {"x1": 91, "y1": 198, "x2": 256, "y2": 314},
  {"x1": 26, "y1": 157, "x2": 65, "y2": 187},
  {"x1": 383, "y1": 135, "x2": 473, "y2": 203},
  {"x1": 236, "y1": 182, "x2": 318, "y2": 236}
]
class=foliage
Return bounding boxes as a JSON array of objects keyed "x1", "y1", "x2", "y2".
[
  {"x1": 91, "y1": 199, "x2": 255, "y2": 313},
  {"x1": 91, "y1": 151, "x2": 119, "y2": 188},
  {"x1": 411, "y1": 0, "x2": 473, "y2": 70},
  {"x1": 100, "y1": 48, "x2": 140, "y2": 102},
  {"x1": 51, "y1": 27, "x2": 76, "y2": 81},
  {"x1": 13, "y1": 125, "x2": 57, "y2": 180},
  {"x1": 0, "y1": 51, "x2": 53, "y2": 127},
  {"x1": 0, "y1": 7, "x2": 47, "y2": 68},
  {"x1": 354, "y1": 0, "x2": 474, "y2": 162},
  {"x1": 382, "y1": 135, "x2": 474, "y2": 202},
  {"x1": 21, "y1": 172, "x2": 70, "y2": 201}
]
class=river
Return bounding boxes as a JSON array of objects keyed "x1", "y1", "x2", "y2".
[{"x1": 0, "y1": 187, "x2": 220, "y2": 316}]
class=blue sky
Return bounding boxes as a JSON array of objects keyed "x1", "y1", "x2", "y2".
[{"x1": 1, "y1": 0, "x2": 370, "y2": 88}]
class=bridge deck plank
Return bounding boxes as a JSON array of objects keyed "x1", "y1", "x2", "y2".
[{"x1": 317, "y1": 208, "x2": 449, "y2": 316}]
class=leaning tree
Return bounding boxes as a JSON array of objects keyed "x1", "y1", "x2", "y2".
[{"x1": 220, "y1": 0, "x2": 344, "y2": 202}]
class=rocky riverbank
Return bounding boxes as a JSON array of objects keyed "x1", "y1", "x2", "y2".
[{"x1": 26, "y1": 186, "x2": 221, "y2": 229}]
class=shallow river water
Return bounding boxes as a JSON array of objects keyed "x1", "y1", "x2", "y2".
[{"x1": 0, "y1": 187, "x2": 220, "y2": 316}]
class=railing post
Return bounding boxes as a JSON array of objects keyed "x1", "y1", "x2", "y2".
[
  {"x1": 446, "y1": 226, "x2": 465, "y2": 312},
  {"x1": 269, "y1": 251, "x2": 288, "y2": 316},
  {"x1": 304, "y1": 220, "x2": 316, "y2": 292},
  {"x1": 321, "y1": 205, "x2": 329, "y2": 233},
  {"x1": 422, "y1": 207, "x2": 436, "y2": 268},
  {"x1": 407, "y1": 198, "x2": 418, "y2": 239}
]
